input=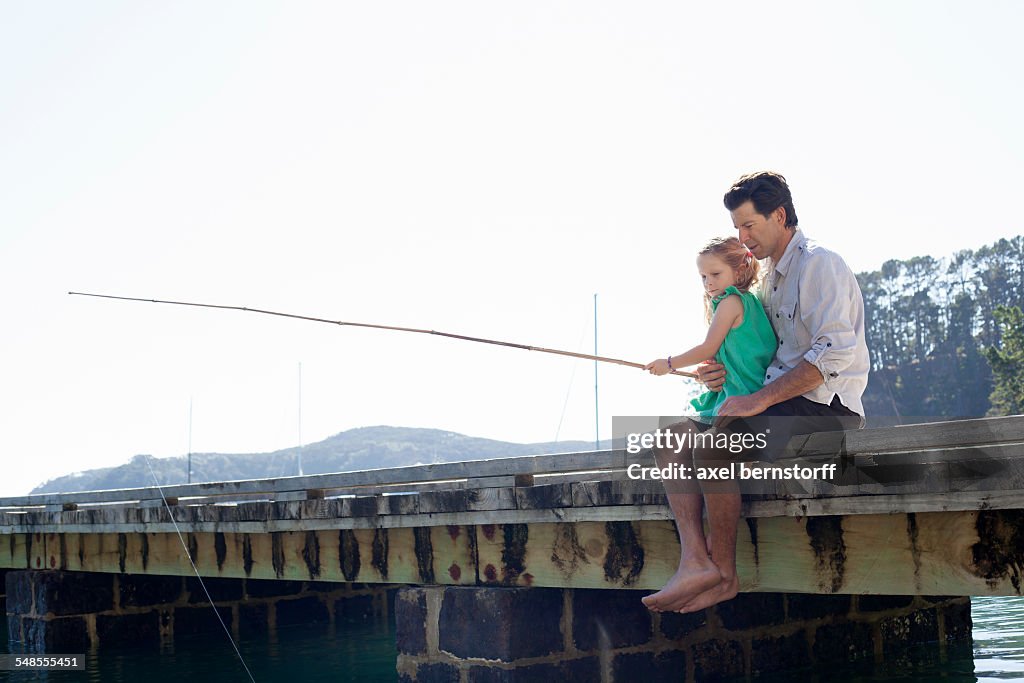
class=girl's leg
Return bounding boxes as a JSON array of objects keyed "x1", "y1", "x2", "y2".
[
  {"x1": 642, "y1": 420, "x2": 724, "y2": 612},
  {"x1": 675, "y1": 437, "x2": 743, "y2": 612}
]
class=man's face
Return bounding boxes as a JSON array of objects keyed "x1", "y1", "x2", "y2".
[{"x1": 730, "y1": 200, "x2": 789, "y2": 262}]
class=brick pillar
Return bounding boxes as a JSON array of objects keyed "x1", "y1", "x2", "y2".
[
  {"x1": 394, "y1": 587, "x2": 972, "y2": 682},
  {"x1": 6, "y1": 570, "x2": 112, "y2": 651},
  {"x1": 396, "y1": 586, "x2": 600, "y2": 682}
]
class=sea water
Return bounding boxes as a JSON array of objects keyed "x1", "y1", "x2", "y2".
[{"x1": 2, "y1": 597, "x2": 1023, "y2": 681}]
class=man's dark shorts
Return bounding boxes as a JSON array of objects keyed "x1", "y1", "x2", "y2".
[{"x1": 703, "y1": 395, "x2": 862, "y2": 463}]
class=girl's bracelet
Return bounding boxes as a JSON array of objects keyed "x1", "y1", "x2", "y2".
[{"x1": 666, "y1": 356, "x2": 673, "y2": 370}]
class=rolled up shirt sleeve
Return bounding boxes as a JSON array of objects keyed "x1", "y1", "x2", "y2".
[{"x1": 798, "y1": 252, "x2": 864, "y2": 389}]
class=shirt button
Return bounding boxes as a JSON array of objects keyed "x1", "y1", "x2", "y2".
[
  {"x1": 776, "y1": 313, "x2": 780, "y2": 318},
  {"x1": 773, "y1": 287, "x2": 777, "y2": 291},
  {"x1": 780, "y1": 340, "x2": 784, "y2": 345},
  {"x1": 778, "y1": 365, "x2": 783, "y2": 369},
  {"x1": 827, "y1": 342, "x2": 832, "y2": 347},
  {"x1": 767, "y1": 374, "x2": 772, "y2": 379}
]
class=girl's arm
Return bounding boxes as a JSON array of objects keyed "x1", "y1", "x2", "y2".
[{"x1": 645, "y1": 295, "x2": 743, "y2": 376}]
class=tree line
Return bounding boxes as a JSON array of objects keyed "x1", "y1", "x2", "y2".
[{"x1": 857, "y1": 235, "x2": 1024, "y2": 421}]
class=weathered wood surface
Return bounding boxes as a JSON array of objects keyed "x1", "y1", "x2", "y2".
[
  {"x1": 0, "y1": 417, "x2": 1021, "y2": 513},
  {"x1": 0, "y1": 416, "x2": 1022, "y2": 595},
  {"x1": 0, "y1": 416, "x2": 1018, "y2": 534},
  {"x1": 3, "y1": 510, "x2": 1022, "y2": 596},
  {"x1": 793, "y1": 414, "x2": 1024, "y2": 456},
  {"x1": 0, "y1": 450, "x2": 625, "y2": 508}
]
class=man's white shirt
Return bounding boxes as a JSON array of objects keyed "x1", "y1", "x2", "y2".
[{"x1": 759, "y1": 229, "x2": 870, "y2": 418}]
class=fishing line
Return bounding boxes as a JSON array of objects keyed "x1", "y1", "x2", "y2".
[
  {"x1": 554, "y1": 313, "x2": 591, "y2": 443},
  {"x1": 68, "y1": 291, "x2": 697, "y2": 379},
  {"x1": 143, "y1": 455, "x2": 257, "y2": 683}
]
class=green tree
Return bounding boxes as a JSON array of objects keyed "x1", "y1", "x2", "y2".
[{"x1": 986, "y1": 305, "x2": 1024, "y2": 417}]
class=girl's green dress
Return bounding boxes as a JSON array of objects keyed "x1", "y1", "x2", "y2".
[{"x1": 689, "y1": 285, "x2": 777, "y2": 422}]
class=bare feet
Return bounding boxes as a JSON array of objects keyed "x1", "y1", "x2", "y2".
[
  {"x1": 642, "y1": 564, "x2": 723, "y2": 612},
  {"x1": 676, "y1": 574, "x2": 739, "y2": 613}
]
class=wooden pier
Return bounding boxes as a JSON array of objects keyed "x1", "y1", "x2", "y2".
[
  {"x1": 4, "y1": 415, "x2": 1020, "y2": 680},
  {"x1": 2, "y1": 415, "x2": 1023, "y2": 596}
]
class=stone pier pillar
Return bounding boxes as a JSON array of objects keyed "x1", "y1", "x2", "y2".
[
  {"x1": 5, "y1": 570, "x2": 394, "y2": 652},
  {"x1": 395, "y1": 587, "x2": 971, "y2": 682}
]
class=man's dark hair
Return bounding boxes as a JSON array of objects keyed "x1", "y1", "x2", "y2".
[{"x1": 723, "y1": 171, "x2": 798, "y2": 228}]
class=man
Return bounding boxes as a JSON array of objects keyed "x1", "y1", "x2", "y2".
[{"x1": 642, "y1": 171, "x2": 869, "y2": 613}]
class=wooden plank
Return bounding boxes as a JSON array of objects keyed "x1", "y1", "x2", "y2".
[
  {"x1": 949, "y1": 457, "x2": 1024, "y2": 493},
  {"x1": 5, "y1": 484, "x2": 1024, "y2": 535},
  {"x1": 414, "y1": 490, "x2": 470, "y2": 515},
  {"x1": 0, "y1": 533, "x2": 29, "y2": 569},
  {"x1": 14, "y1": 511, "x2": 1018, "y2": 595},
  {"x1": 743, "y1": 489, "x2": 1024, "y2": 518},
  {"x1": 0, "y1": 451, "x2": 624, "y2": 508},
  {"x1": 474, "y1": 520, "x2": 662, "y2": 589},
  {"x1": 516, "y1": 483, "x2": 575, "y2": 510},
  {"x1": 572, "y1": 481, "x2": 667, "y2": 508},
  {"x1": 0, "y1": 505, "x2": 673, "y2": 534},
  {"x1": 378, "y1": 494, "x2": 419, "y2": 516},
  {"x1": 851, "y1": 447, "x2": 1024, "y2": 496},
  {"x1": 0, "y1": 417, "x2": 1020, "y2": 512},
  {"x1": 514, "y1": 474, "x2": 535, "y2": 487},
  {"x1": 740, "y1": 510, "x2": 1020, "y2": 596},
  {"x1": 466, "y1": 488, "x2": 518, "y2": 513},
  {"x1": 22, "y1": 526, "x2": 482, "y2": 586},
  {"x1": 318, "y1": 475, "x2": 519, "y2": 499},
  {"x1": 340, "y1": 497, "x2": 380, "y2": 518},
  {"x1": 793, "y1": 415, "x2": 1024, "y2": 457},
  {"x1": 854, "y1": 443, "x2": 1024, "y2": 466},
  {"x1": 533, "y1": 470, "x2": 627, "y2": 485},
  {"x1": 0, "y1": 476, "x2": 586, "y2": 514}
]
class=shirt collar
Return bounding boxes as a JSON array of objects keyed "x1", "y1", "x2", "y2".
[{"x1": 770, "y1": 229, "x2": 806, "y2": 278}]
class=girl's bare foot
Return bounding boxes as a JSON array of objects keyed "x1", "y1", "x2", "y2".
[
  {"x1": 642, "y1": 564, "x2": 723, "y2": 612},
  {"x1": 676, "y1": 574, "x2": 740, "y2": 613}
]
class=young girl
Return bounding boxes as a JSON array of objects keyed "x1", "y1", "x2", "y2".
[
  {"x1": 645, "y1": 237, "x2": 776, "y2": 421},
  {"x1": 639, "y1": 237, "x2": 777, "y2": 615}
]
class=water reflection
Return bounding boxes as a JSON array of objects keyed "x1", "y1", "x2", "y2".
[
  {"x1": 973, "y1": 597, "x2": 1024, "y2": 682},
  {"x1": 2, "y1": 613, "x2": 398, "y2": 682}
]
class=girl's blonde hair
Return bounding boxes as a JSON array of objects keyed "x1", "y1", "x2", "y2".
[{"x1": 700, "y1": 237, "x2": 760, "y2": 323}]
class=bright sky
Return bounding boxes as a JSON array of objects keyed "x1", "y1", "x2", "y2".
[{"x1": 1, "y1": 1, "x2": 1021, "y2": 496}]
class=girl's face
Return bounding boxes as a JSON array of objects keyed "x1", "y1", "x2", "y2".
[{"x1": 697, "y1": 253, "x2": 738, "y2": 298}]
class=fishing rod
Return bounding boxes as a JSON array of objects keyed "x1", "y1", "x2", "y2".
[{"x1": 68, "y1": 291, "x2": 697, "y2": 379}]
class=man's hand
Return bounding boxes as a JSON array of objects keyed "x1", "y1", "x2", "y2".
[
  {"x1": 696, "y1": 360, "x2": 726, "y2": 391},
  {"x1": 714, "y1": 393, "x2": 768, "y2": 429}
]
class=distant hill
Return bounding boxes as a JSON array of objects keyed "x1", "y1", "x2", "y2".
[{"x1": 31, "y1": 426, "x2": 611, "y2": 494}]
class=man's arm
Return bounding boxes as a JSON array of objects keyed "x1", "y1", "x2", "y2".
[
  {"x1": 714, "y1": 361, "x2": 821, "y2": 425},
  {"x1": 696, "y1": 361, "x2": 726, "y2": 391},
  {"x1": 797, "y1": 252, "x2": 865, "y2": 390}
]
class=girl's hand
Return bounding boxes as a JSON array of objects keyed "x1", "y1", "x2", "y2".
[{"x1": 644, "y1": 359, "x2": 671, "y2": 376}]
